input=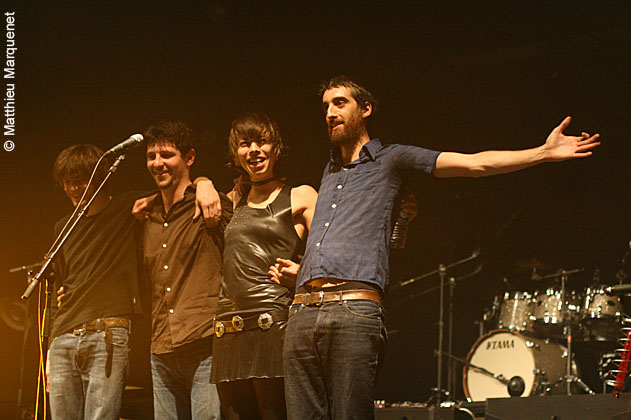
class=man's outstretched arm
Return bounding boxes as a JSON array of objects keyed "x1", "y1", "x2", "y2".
[{"x1": 433, "y1": 117, "x2": 601, "y2": 178}]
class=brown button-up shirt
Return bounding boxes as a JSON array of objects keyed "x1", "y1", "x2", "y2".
[{"x1": 144, "y1": 185, "x2": 232, "y2": 354}]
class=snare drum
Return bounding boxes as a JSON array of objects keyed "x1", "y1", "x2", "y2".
[
  {"x1": 463, "y1": 329, "x2": 577, "y2": 401},
  {"x1": 497, "y1": 291, "x2": 535, "y2": 333}
]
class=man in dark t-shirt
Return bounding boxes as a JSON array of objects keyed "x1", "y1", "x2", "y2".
[{"x1": 47, "y1": 144, "x2": 144, "y2": 420}]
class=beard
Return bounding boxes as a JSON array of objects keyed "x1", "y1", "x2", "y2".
[{"x1": 328, "y1": 111, "x2": 364, "y2": 147}]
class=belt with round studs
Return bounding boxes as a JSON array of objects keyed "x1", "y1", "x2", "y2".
[{"x1": 214, "y1": 309, "x2": 288, "y2": 338}]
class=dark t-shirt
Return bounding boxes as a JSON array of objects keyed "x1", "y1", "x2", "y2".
[{"x1": 51, "y1": 191, "x2": 145, "y2": 339}]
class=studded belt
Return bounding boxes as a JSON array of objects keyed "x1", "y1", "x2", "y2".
[
  {"x1": 214, "y1": 309, "x2": 288, "y2": 338},
  {"x1": 292, "y1": 289, "x2": 382, "y2": 306}
]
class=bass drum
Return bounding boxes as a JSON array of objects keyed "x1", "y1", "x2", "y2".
[{"x1": 463, "y1": 329, "x2": 576, "y2": 401}]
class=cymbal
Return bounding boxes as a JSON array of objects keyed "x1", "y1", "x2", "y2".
[{"x1": 516, "y1": 257, "x2": 551, "y2": 270}]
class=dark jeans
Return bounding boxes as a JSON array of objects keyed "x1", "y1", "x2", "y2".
[
  {"x1": 151, "y1": 338, "x2": 221, "y2": 420},
  {"x1": 283, "y1": 300, "x2": 387, "y2": 420},
  {"x1": 48, "y1": 327, "x2": 129, "y2": 420}
]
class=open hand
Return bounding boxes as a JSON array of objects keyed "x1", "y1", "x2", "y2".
[{"x1": 544, "y1": 116, "x2": 601, "y2": 162}]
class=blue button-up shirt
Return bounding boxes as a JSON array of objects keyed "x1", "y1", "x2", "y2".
[{"x1": 297, "y1": 138, "x2": 441, "y2": 292}]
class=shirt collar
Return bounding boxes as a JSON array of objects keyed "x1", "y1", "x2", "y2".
[
  {"x1": 152, "y1": 183, "x2": 195, "y2": 214},
  {"x1": 329, "y1": 138, "x2": 382, "y2": 166}
]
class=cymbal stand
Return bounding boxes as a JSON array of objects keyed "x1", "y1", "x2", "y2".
[
  {"x1": 561, "y1": 270, "x2": 572, "y2": 394},
  {"x1": 447, "y1": 276, "x2": 456, "y2": 399},
  {"x1": 434, "y1": 264, "x2": 447, "y2": 404},
  {"x1": 434, "y1": 267, "x2": 480, "y2": 404},
  {"x1": 395, "y1": 249, "x2": 481, "y2": 405},
  {"x1": 559, "y1": 269, "x2": 595, "y2": 395}
]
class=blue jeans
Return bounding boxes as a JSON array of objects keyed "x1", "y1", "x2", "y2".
[
  {"x1": 283, "y1": 300, "x2": 387, "y2": 420},
  {"x1": 48, "y1": 327, "x2": 130, "y2": 420},
  {"x1": 151, "y1": 338, "x2": 221, "y2": 420}
]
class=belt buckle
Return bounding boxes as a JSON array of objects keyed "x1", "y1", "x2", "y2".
[
  {"x1": 73, "y1": 327, "x2": 86, "y2": 336},
  {"x1": 215, "y1": 322, "x2": 225, "y2": 338},
  {"x1": 231, "y1": 315, "x2": 244, "y2": 331},
  {"x1": 258, "y1": 313, "x2": 273, "y2": 330},
  {"x1": 315, "y1": 291, "x2": 325, "y2": 306}
]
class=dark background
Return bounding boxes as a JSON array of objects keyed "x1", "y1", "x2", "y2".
[{"x1": 1, "y1": 0, "x2": 630, "y2": 415}]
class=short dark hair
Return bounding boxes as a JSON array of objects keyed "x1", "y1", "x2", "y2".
[
  {"x1": 319, "y1": 75, "x2": 379, "y2": 116},
  {"x1": 144, "y1": 120, "x2": 196, "y2": 156},
  {"x1": 228, "y1": 112, "x2": 284, "y2": 175},
  {"x1": 53, "y1": 144, "x2": 108, "y2": 188}
]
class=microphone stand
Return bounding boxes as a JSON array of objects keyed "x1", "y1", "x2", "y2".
[
  {"x1": 395, "y1": 250, "x2": 481, "y2": 405},
  {"x1": 21, "y1": 154, "x2": 126, "y2": 301},
  {"x1": 15, "y1": 269, "x2": 34, "y2": 418}
]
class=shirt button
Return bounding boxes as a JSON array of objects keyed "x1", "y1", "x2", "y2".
[
  {"x1": 166, "y1": 287, "x2": 171, "y2": 292},
  {"x1": 316, "y1": 242, "x2": 320, "y2": 247},
  {"x1": 163, "y1": 265, "x2": 169, "y2": 270},
  {"x1": 331, "y1": 204, "x2": 337, "y2": 208},
  {"x1": 324, "y1": 222, "x2": 330, "y2": 227},
  {"x1": 169, "y1": 309, "x2": 174, "y2": 314},
  {"x1": 162, "y1": 243, "x2": 167, "y2": 248},
  {"x1": 337, "y1": 184, "x2": 342, "y2": 189},
  {"x1": 163, "y1": 222, "x2": 168, "y2": 227}
]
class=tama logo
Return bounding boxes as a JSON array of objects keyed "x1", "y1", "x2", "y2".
[{"x1": 486, "y1": 339, "x2": 515, "y2": 350}]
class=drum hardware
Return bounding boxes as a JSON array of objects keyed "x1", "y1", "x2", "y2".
[
  {"x1": 395, "y1": 248, "x2": 481, "y2": 405},
  {"x1": 598, "y1": 352, "x2": 617, "y2": 393},
  {"x1": 546, "y1": 269, "x2": 596, "y2": 395},
  {"x1": 525, "y1": 339, "x2": 539, "y2": 349},
  {"x1": 544, "y1": 367, "x2": 595, "y2": 395},
  {"x1": 606, "y1": 283, "x2": 631, "y2": 295},
  {"x1": 437, "y1": 350, "x2": 526, "y2": 397},
  {"x1": 605, "y1": 317, "x2": 631, "y2": 397},
  {"x1": 516, "y1": 258, "x2": 551, "y2": 271}
]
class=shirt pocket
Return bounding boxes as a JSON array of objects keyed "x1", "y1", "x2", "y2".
[{"x1": 342, "y1": 161, "x2": 383, "y2": 193}]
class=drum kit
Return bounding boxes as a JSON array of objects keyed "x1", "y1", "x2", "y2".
[{"x1": 463, "y1": 265, "x2": 625, "y2": 401}]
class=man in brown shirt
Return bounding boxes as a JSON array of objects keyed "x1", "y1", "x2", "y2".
[{"x1": 142, "y1": 121, "x2": 230, "y2": 420}]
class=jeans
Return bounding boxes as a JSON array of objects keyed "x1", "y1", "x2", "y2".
[
  {"x1": 48, "y1": 327, "x2": 130, "y2": 420},
  {"x1": 283, "y1": 300, "x2": 387, "y2": 420},
  {"x1": 151, "y1": 338, "x2": 221, "y2": 420}
]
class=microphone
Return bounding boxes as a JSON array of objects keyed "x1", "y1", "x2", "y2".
[
  {"x1": 103, "y1": 134, "x2": 144, "y2": 157},
  {"x1": 605, "y1": 284, "x2": 631, "y2": 295}
]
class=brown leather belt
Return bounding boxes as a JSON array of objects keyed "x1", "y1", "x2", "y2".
[
  {"x1": 292, "y1": 289, "x2": 382, "y2": 306},
  {"x1": 72, "y1": 317, "x2": 131, "y2": 336}
]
